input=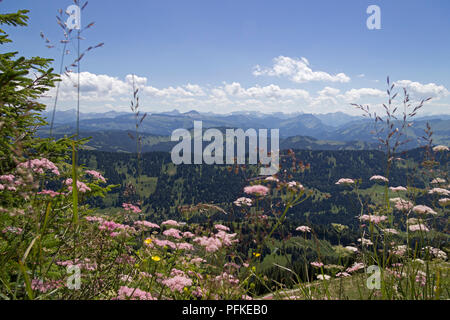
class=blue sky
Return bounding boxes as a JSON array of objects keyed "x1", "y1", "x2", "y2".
[{"x1": 2, "y1": 0, "x2": 450, "y2": 115}]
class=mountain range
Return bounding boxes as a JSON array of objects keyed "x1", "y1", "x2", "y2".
[{"x1": 38, "y1": 109, "x2": 450, "y2": 152}]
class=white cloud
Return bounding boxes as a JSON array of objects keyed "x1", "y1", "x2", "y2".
[
  {"x1": 394, "y1": 80, "x2": 449, "y2": 100},
  {"x1": 222, "y1": 82, "x2": 310, "y2": 100},
  {"x1": 41, "y1": 71, "x2": 449, "y2": 115},
  {"x1": 338, "y1": 88, "x2": 385, "y2": 102},
  {"x1": 253, "y1": 56, "x2": 350, "y2": 83}
]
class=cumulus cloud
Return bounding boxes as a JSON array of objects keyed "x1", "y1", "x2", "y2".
[
  {"x1": 253, "y1": 56, "x2": 350, "y2": 83},
  {"x1": 41, "y1": 71, "x2": 449, "y2": 115},
  {"x1": 394, "y1": 80, "x2": 449, "y2": 100},
  {"x1": 338, "y1": 88, "x2": 385, "y2": 102},
  {"x1": 222, "y1": 82, "x2": 310, "y2": 100}
]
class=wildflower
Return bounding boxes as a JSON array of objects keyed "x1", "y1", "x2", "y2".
[
  {"x1": 233, "y1": 197, "x2": 253, "y2": 207},
  {"x1": 122, "y1": 203, "x2": 142, "y2": 213},
  {"x1": 335, "y1": 178, "x2": 355, "y2": 185},
  {"x1": 311, "y1": 261, "x2": 324, "y2": 268},
  {"x1": 215, "y1": 224, "x2": 230, "y2": 232},
  {"x1": 409, "y1": 224, "x2": 429, "y2": 232},
  {"x1": 134, "y1": 220, "x2": 160, "y2": 229},
  {"x1": 287, "y1": 181, "x2": 304, "y2": 191},
  {"x1": 336, "y1": 272, "x2": 351, "y2": 278},
  {"x1": 412, "y1": 205, "x2": 437, "y2": 215},
  {"x1": 389, "y1": 186, "x2": 407, "y2": 192},
  {"x1": 346, "y1": 262, "x2": 365, "y2": 273},
  {"x1": 415, "y1": 271, "x2": 427, "y2": 287},
  {"x1": 429, "y1": 188, "x2": 450, "y2": 196},
  {"x1": 390, "y1": 198, "x2": 413, "y2": 211},
  {"x1": 392, "y1": 245, "x2": 407, "y2": 256},
  {"x1": 31, "y1": 279, "x2": 63, "y2": 293},
  {"x1": 161, "y1": 220, "x2": 181, "y2": 227},
  {"x1": 296, "y1": 226, "x2": 311, "y2": 233},
  {"x1": 438, "y1": 198, "x2": 450, "y2": 206},
  {"x1": 432, "y1": 145, "x2": 449, "y2": 152},
  {"x1": 192, "y1": 236, "x2": 215, "y2": 252},
  {"x1": 152, "y1": 239, "x2": 177, "y2": 250},
  {"x1": 253, "y1": 252, "x2": 261, "y2": 257},
  {"x1": 317, "y1": 274, "x2": 331, "y2": 280},
  {"x1": 423, "y1": 246, "x2": 447, "y2": 260},
  {"x1": 357, "y1": 238, "x2": 373, "y2": 246},
  {"x1": 37, "y1": 190, "x2": 61, "y2": 197},
  {"x1": 116, "y1": 286, "x2": 156, "y2": 300},
  {"x1": 0, "y1": 174, "x2": 15, "y2": 183},
  {"x1": 190, "y1": 257, "x2": 206, "y2": 264},
  {"x1": 244, "y1": 185, "x2": 269, "y2": 196},
  {"x1": 431, "y1": 178, "x2": 446, "y2": 184},
  {"x1": 344, "y1": 246, "x2": 358, "y2": 253},
  {"x1": 265, "y1": 176, "x2": 279, "y2": 182},
  {"x1": 176, "y1": 242, "x2": 194, "y2": 251},
  {"x1": 382, "y1": 228, "x2": 399, "y2": 235},
  {"x1": 360, "y1": 214, "x2": 387, "y2": 224},
  {"x1": 85, "y1": 170, "x2": 106, "y2": 183},
  {"x1": 64, "y1": 179, "x2": 91, "y2": 193},
  {"x1": 161, "y1": 276, "x2": 193, "y2": 293},
  {"x1": 144, "y1": 238, "x2": 152, "y2": 245},
  {"x1": 163, "y1": 228, "x2": 182, "y2": 239},
  {"x1": 182, "y1": 231, "x2": 195, "y2": 238},
  {"x1": 151, "y1": 256, "x2": 161, "y2": 262},
  {"x1": 17, "y1": 158, "x2": 60, "y2": 176},
  {"x1": 370, "y1": 175, "x2": 389, "y2": 183}
]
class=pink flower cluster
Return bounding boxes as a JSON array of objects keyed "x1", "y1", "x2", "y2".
[
  {"x1": 150, "y1": 238, "x2": 177, "y2": 250},
  {"x1": 346, "y1": 262, "x2": 365, "y2": 273},
  {"x1": 163, "y1": 228, "x2": 182, "y2": 239},
  {"x1": 85, "y1": 216, "x2": 135, "y2": 236},
  {"x1": 17, "y1": 158, "x2": 60, "y2": 175},
  {"x1": 161, "y1": 275, "x2": 192, "y2": 293},
  {"x1": 214, "y1": 224, "x2": 230, "y2": 232},
  {"x1": 176, "y1": 242, "x2": 194, "y2": 251},
  {"x1": 390, "y1": 198, "x2": 413, "y2": 211},
  {"x1": 122, "y1": 203, "x2": 142, "y2": 213},
  {"x1": 215, "y1": 272, "x2": 239, "y2": 285},
  {"x1": 85, "y1": 170, "x2": 106, "y2": 183},
  {"x1": 161, "y1": 220, "x2": 181, "y2": 227},
  {"x1": 134, "y1": 220, "x2": 160, "y2": 229},
  {"x1": 233, "y1": 197, "x2": 253, "y2": 207},
  {"x1": 311, "y1": 261, "x2": 323, "y2": 268},
  {"x1": 116, "y1": 286, "x2": 156, "y2": 300},
  {"x1": 57, "y1": 258, "x2": 97, "y2": 271},
  {"x1": 359, "y1": 214, "x2": 387, "y2": 224},
  {"x1": 409, "y1": 224, "x2": 429, "y2": 232},
  {"x1": 0, "y1": 174, "x2": 20, "y2": 191},
  {"x1": 369, "y1": 175, "x2": 389, "y2": 183},
  {"x1": 335, "y1": 178, "x2": 355, "y2": 185},
  {"x1": 287, "y1": 181, "x2": 304, "y2": 190},
  {"x1": 412, "y1": 205, "x2": 437, "y2": 215},
  {"x1": 296, "y1": 226, "x2": 311, "y2": 233},
  {"x1": 31, "y1": 278, "x2": 63, "y2": 293},
  {"x1": 65, "y1": 179, "x2": 91, "y2": 193},
  {"x1": 244, "y1": 185, "x2": 269, "y2": 196},
  {"x1": 389, "y1": 186, "x2": 407, "y2": 192},
  {"x1": 37, "y1": 189, "x2": 62, "y2": 197}
]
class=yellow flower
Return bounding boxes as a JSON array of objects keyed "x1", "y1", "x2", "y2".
[
  {"x1": 151, "y1": 255, "x2": 161, "y2": 262},
  {"x1": 253, "y1": 252, "x2": 261, "y2": 257},
  {"x1": 144, "y1": 238, "x2": 152, "y2": 245},
  {"x1": 251, "y1": 266, "x2": 256, "y2": 272}
]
